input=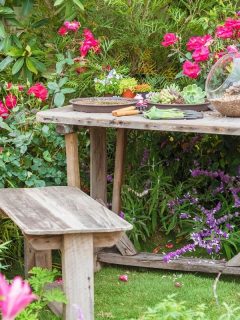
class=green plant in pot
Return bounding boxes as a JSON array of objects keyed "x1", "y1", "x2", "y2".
[
  {"x1": 94, "y1": 69, "x2": 123, "y2": 96},
  {"x1": 119, "y1": 77, "x2": 138, "y2": 98},
  {"x1": 181, "y1": 84, "x2": 206, "y2": 104}
]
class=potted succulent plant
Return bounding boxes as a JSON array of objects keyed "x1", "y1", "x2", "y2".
[
  {"x1": 134, "y1": 83, "x2": 152, "y2": 99},
  {"x1": 118, "y1": 77, "x2": 138, "y2": 98},
  {"x1": 147, "y1": 83, "x2": 209, "y2": 111}
]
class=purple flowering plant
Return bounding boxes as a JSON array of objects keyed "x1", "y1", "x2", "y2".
[{"x1": 164, "y1": 167, "x2": 240, "y2": 262}]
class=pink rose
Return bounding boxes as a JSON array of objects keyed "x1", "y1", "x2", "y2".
[
  {"x1": 227, "y1": 45, "x2": 238, "y2": 54},
  {"x1": 186, "y1": 35, "x2": 212, "y2": 51},
  {"x1": 0, "y1": 102, "x2": 9, "y2": 119},
  {"x1": 192, "y1": 46, "x2": 210, "y2": 62},
  {"x1": 119, "y1": 275, "x2": 128, "y2": 282},
  {"x1": 224, "y1": 18, "x2": 240, "y2": 30},
  {"x1": 80, "y1": 29, "x2": 100, "y2": 57},
  {"x1": 161, "y1": 33, "x2": 178, "y2": 47},
  {"x1": 216, "y1": 26, "x2": 233, "y2": 39},
  {"x1": 183, "y1": 60, "x2": 201, "y2": 79},
  {"x1": 5, "y1": 94, "x2": 17, "y2": 109},
  {"x1": 27, "y1": 83, "x2": 48, "y2": 101},
  {"x1": 64, "y1": 21, "x2": 80, "y2": 32},
  {"x1": 58, "y1": 26, "x2": 68, "y2": 36}
]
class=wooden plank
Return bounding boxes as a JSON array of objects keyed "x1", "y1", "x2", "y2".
[
  {"x1": 111, "y1": 129, "x2": 137, "y2": 256},
  {"x1": 35, "y1": 250, "x2": 52, "y2": 270},
  {"x1": 226, "y1": 252, "x2": 240, "y2": 267},
  {"x1": 25, "y1": 235, "x2": 62, "y2": 250},
  {"x1": 90, "y1": 127, "x2": 107, "y2": 203},
  {"x1": 98, "y1": 251, "x2": 240, "y2": 275},
  {"x1": 62, "y1": 234, "x2": 94, "y2": 320},
  {"x1": 65, "y1": 133, "x2": 80, "y2": 188},
  {"x1": 0, "y1": 187, "x2": 132, "y2": 235},
  {"x1": 112, "y1": 128, "x2": 127, "y2": 213},
  {"x1": 24, "y1": 239, "x2": 36, "y2": 277},
  {"x1": 36, "y1": 106, "x2": 240, "y2": 136},
  {"x1": 93, "y1": 231, "x2": 123, "y2": 247}
]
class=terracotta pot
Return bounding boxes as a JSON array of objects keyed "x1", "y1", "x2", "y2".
[{"x1": 122, "y1": 89, "x2": 135, "y2": 98}]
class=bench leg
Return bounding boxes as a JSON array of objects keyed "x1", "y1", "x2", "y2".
[
  {"x1": 24, "y1": 238, "x2": 52, "y2": 277},
  {"x1": 62, "y1": 234, "x2": 94, "y2": 320}
]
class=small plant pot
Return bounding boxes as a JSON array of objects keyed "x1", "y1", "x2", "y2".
[
  {"x1": 122, "y1": 89, "x2": 136, "y2": 98},
  {"x1": 210, "y1": 96, "x2": 240, "y2": 117}
]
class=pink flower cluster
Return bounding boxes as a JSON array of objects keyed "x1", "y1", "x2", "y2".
[
  {"x1": 0, "y1": 82, "x2": 48, "y2": 120},
  {"x1": 27, "y1": 83, "x2": 48, "y2": 101},
  {"x1": 0, "y1": 273, "x2": 36, "y2": 320},
  {"x1": 58, "y1": 20, "x2": 80, "y2": 36},
  {"x1": 161, "y1": 15, "x2": 240, "y2": 79},
  {"x1": 80, "y1": 29, "x2": 100, "y2": 57}
]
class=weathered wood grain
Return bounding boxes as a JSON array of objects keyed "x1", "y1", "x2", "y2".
[
  {"x1": 63, "y1": 234, "x2": 94, "y2": 320},
  {"x1": 0, "y1": 187, "x2": 132, "y2": 235},
  {"x1": 98, "y1": 251, "x2": 240, "y2": 275},
  {"x1": 36, "y1": 106, "x2": 240, "y2": 136},
  {"x1": 226, "y1": 252, "x2": 240, "y2": 267},
  {"x1": 65, "y1": 133, "x2": 81, "y2": 188},
  {"x1": 112, "y1": 128, "x2": 127, "y2": 213},
  {"x1": 90, "y1": 127, "x2": 107, "y2": 203}
]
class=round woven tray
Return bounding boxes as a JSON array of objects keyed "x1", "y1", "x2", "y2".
[{"x1": 210, "y1": 95, "x2": 240, "y2": 117}]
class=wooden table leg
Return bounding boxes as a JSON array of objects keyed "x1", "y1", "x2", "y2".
[
  {"x1": 90, "y1": 127, "x2": 107, "y2": 203},
  {"x1": 62, "y1": 234, "x2": 94, "y2": 320},
  {"x1": 112, "y1": 129, "x2": 137, "y2": 256},
  {"x1": 65, "y1": 132, "x2": 81, "y2": 188}
]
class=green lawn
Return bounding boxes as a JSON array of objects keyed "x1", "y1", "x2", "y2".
[{"x1": 95, "y1": 266, "x2": 240, "y2": 319}]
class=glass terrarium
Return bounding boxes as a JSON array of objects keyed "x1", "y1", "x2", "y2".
[{"x1": 205, "y1": 53, "x2": 240, "y2": 117}]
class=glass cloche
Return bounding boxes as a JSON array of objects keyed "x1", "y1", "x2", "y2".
[{"x1": 206, "y1": 53, "x2": 240, "y2": 117}]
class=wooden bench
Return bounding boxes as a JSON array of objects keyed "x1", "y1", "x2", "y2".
[{"x1": 0, "y1": 186, "x2": 132, "y2": 320}]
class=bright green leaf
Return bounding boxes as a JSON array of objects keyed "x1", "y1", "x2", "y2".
[
  {"x1": 43, "y1": 150, "x2": 52, "y2": 162},
  {"x1": 0, "y1": 56, "x2": 14, "y2": 71},
  {"x1": 12, "y1": 57, "x2": 24, "y2": 75},
  {"x1": 73, "y1": 0, "x2": 84, "y2": 10},
  {"x1": 54, "y1": 0, "x2": 64, "y2": 6},
  {"x1": 22, "y1": 0, "x2": 34, "y2": 16},
  {"x1": 61, "y1": 88, "x2": 75, "y2": 94},
  {"x1": 26, "y1": 57, "x2": 38, "y2": 74},
  {"x1": 28, "y1": 57, "x2": 46, "y2": 73},
  {"x1": 0, "y1": 21, "x2": 6, "y2": 38},
  {"x1": 7, "y1": 47, "x2": 24, "y2": 57},
  {"x1": 58, "y1": 77, "x2": 68, "y2": 87}
]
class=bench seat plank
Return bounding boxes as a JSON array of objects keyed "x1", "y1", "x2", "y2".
[{"x1": 0, "y1": 186, "x2": 132, "y2": 235}]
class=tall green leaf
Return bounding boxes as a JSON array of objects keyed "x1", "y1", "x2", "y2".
[
  {"x1": 54, "y1": 0, "x2": 64, "y2": 5},
  {"x1": 0, "y1": 56, "x2": 13, "y2": 71},
  {"x1": 73, "y1": 0, "x2": 84, "y2": 10},
  {"x1": 26, "y1": 57, "x2": 38, "y2": 74},
  {"x1": 22, "y1": 0, "x2": 34, "y2": 16},
  {"x1": 12, "y1": 57, "x2": 24, "y2": 75}
]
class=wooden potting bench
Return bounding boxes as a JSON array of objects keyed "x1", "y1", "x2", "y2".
[{"x1": 37, "y1": 106, "x2": 240, "y2": 275}]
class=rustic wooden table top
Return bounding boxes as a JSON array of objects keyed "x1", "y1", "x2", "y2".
[
  {"x1": 36, "y1": 105, "x2": 240, "y2": 135},
  {"x1": 0, "y1": 187, "x2": 132, "y2": 235}
]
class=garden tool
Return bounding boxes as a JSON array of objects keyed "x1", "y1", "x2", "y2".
[{"x1": 112, "y1": 100, "x2": 148, "y2": 117}]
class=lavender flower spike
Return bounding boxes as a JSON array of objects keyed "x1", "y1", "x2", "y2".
[{"x1": 163, "y1": 244, "x2": 195, "y2": 262}]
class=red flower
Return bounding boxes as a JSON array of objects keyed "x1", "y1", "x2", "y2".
[
  {"x1": 0, "y1": 101, "x2": 9, "y2": 119},
  {"x1": 161, "y1": 33, "x2": 178, "y2": 47},
  {"x1": 216, "y1": 26, "x2": 233, "y2": 39},
  {"x1": 227, "y1": 45, "x2": 238, "y2": 54},
  {"x1": 192, "y1": 46, "x2": 210, "y2": 62},
  {"x1": 6, "y1": 83, "x2": 12, "y2": 90},
  {"x1": 5, "y1": 94, "x2": 17, "y2": 109},
  {"x1": 27, "y1": 83, "x2": 48, "y2": 101},
  {"x1": 119, "y1": 275, "x2": 128, "y2": 282},
  {"x1": 214, "y1": 51, "x2": 226, "y2": 61},
  {"x1": 165, "y1": 243, "x2": 174, "y2": 249},
  {"x1": 186, "y1": 35, "x2": 212, "y2": 51},
  {"x1": 183, "y1": 60, "x2": 201, "y2": 79},
  {"x1": 58, "y1": 26, "x2": 68, "y2": 36},
  {"x1": 18, "y1": 85, "x2": 24, "y2": 91}
]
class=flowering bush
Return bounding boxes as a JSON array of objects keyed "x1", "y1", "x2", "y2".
[
  {"x1": 161, "y1": 14, "x2": 240, "y2": 82},
  {"x1": 164, "y1": 167, "x2": 240, "y2": 262}
]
